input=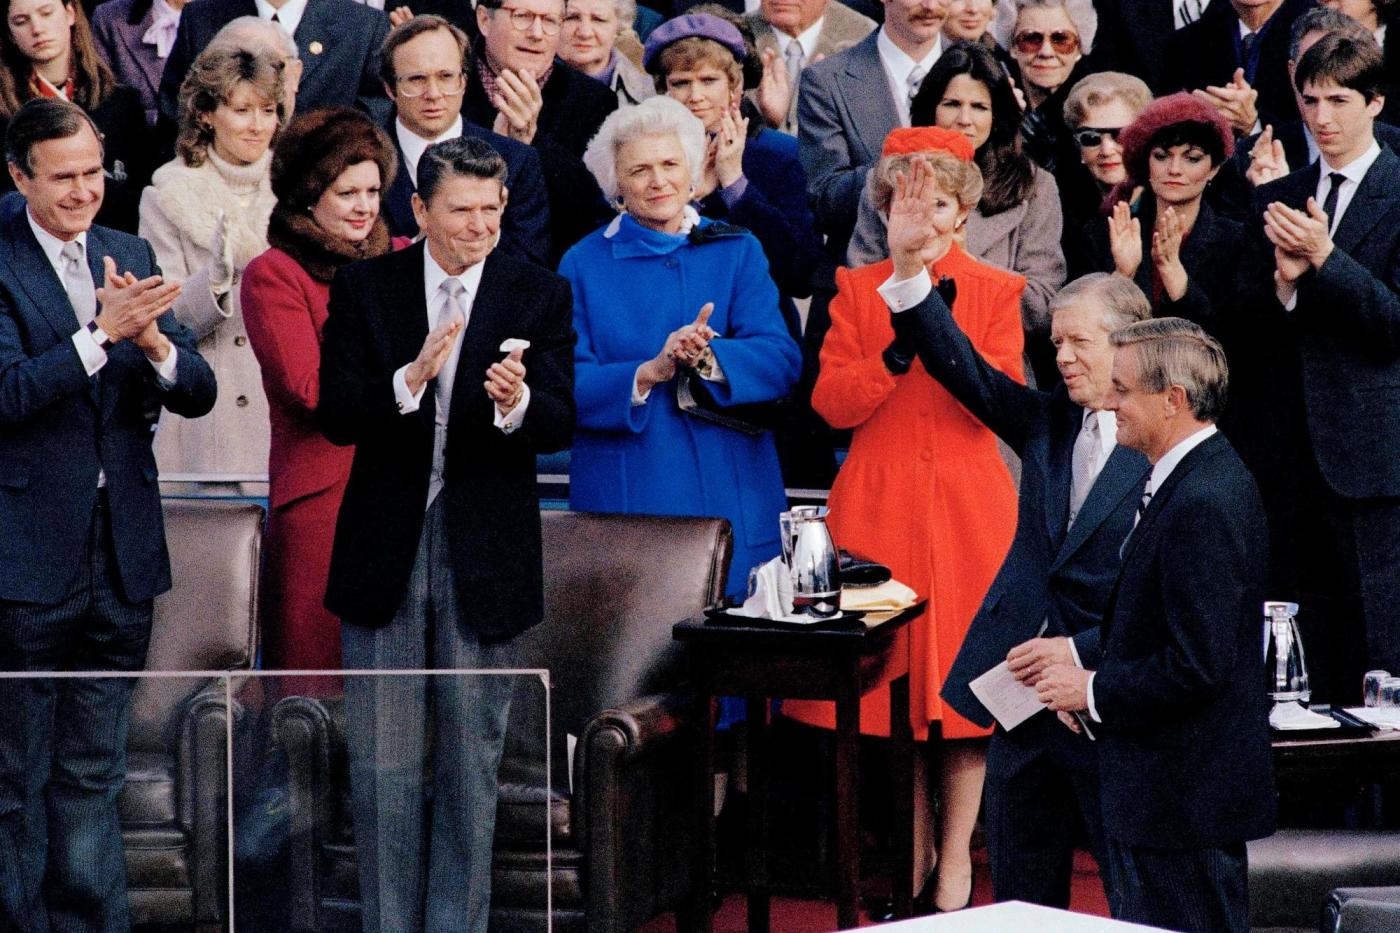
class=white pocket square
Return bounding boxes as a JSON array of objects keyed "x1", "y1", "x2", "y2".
[{"x1": 499, "y1": 338, "x2": 531, "y2": 353}]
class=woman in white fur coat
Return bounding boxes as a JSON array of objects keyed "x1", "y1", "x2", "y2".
[{"x1": 140, "y1": 46, "x2": 283, "y2": 484}]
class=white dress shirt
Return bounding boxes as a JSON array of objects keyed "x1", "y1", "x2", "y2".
[
  {"x1": 877, "y1": 28, "x2": 943, "y2": 128},
  {"x1": 254, "y1": 0, "x2": 308, "y2": 39},
  {"x1": 1279, "y1": 138, "x2": 1382, "y2": 310},
  {"x1": 1085, "y1": 423, "x2": 1218, "y2": 721},
  {"x1": 396, "y1": 115, "x2": 464, "y2": 192}
]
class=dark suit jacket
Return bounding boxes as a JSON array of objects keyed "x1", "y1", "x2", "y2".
[
  {"x1": 1163, "y1": 0, "x2": 1311, "y2": 132},
  {"x1": 158, "y1": 0, "x2": 391, "y2": 126},
  {"x1": 318, "y1": 241, "x2": 575, "y2": 637},
  {"x1": 1079, "y1": 198, "x2": 1243, "y2": 324},
  {"x1": 1094, "y1": 431, "x2": 1275, "y2": 849},
  {"x1": 0, "y1": 204, "x2": 216, "y2": 605},
  {"x1": 1093, "y1": 0, "x2": 1176, "y2": 93},
  {"x1": 1245, "y1": 145, "x2": 1400, "y2": 500},
  {"x1": 382, "y1": 114, "x2": 551, "y2": 267},
  {"x1": 885, "y1": 288, "x2": 1151, "y2": 726},
  {"x1": 90, "y1": 0, "x2": 163, "y2": 126}
]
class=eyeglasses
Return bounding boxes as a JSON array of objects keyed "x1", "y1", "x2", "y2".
[
  {"x1": 1073, "y1": 126, "x2": 1124, "y2": 148},
  {"x1": 497, "y1": 6, "x2": 564, "y2": 35},
  {"x1": 396, "y1": 70, "x2": 467, "y2": 98},
  {"x1": 1012, "y1": 30, "x2": 1080, "y2": 55}
]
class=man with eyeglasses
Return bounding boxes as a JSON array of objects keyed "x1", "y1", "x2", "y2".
[
  {"x1": 380, "y1": 14, "x2": 550, "y2": 265},
  {"x1": 158, "y1": 0, "x2": 392, "y2": 128},
  {"x1": 1162, "y1": 0, "x2": 1313, "y2": 134}
]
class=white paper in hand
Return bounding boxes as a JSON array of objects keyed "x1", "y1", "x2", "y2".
[{"x1": 969, "y1": 661, "x2": 1047, "y2": 731}]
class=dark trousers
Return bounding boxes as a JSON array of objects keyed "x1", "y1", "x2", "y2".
[
  {"x1": 983, "y1": 711, "x2": 1112, "y2": 909},
  {"x1": 0, "y1": 495, "x2": 153, "y2": 933},
  {"x1": 341, "y1": 497, "x2": 520, "y2": 933},
  {"x1": 1105, "y1": 838, "x2": 1249, "y2": 933}
]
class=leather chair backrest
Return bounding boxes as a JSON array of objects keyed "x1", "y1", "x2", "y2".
[
  {"x1": 506, "y1": 511, "x2": 731, "y2": 772},
  {"x1": 128, "y1": 499, "x2": 263, "y2": 751}
]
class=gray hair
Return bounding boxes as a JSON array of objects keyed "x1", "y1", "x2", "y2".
[
  {"x1": 992, "y1": 0, "x2": 1098, "y2": 55},
  {"x1": 1289, "y1": 6, "x2": 1373, "y2": 61},
  {"x1": 1062, "y1": 71, "x2": 1152, "y2": 129},
  {"x1": 1051, "y1": 273, "x2": 1150, "y2": 332},
  {"x1": 582, "y1": 95, "x2": 706, "y2": 201},
  {"x1": 1110, "y1": 317, "x2": 1228, "y2": 422},
  {"x1": 210, "y1": 15, "x2": 299, "y2": 60}
]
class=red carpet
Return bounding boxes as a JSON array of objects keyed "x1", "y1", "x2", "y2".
[{"x1": 642, "y1": 847, "x2": 1110, "y2": 931}]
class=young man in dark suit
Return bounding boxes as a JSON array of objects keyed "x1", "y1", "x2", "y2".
[
  {"x1": 1245, "y1": 31, "x2": 1400, "y2": 700},
  {"x1": 1038, "y1": 318, "x2": 1275, "y2": 933},
  {"x1": 0, "y1": 98, "x2": 216, "y2": 931},
  {"x1": 379, "y1": 15, "x2": 550, "y2": 265},
  {"x1": 317, "y1": 135, "x2": 574, "y2": 932},
  {"x1": 894, "y1": 271, "x2": 1152, "y2": 910},
  {"x1": 158, "y1": 0, "x2": 391, "y2": 126}
]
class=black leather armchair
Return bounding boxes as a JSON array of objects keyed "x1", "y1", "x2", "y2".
[
  {"x1": 1249, "y1": 829, "x2": 1400, "y2": 933},
  {"x1": 274, "y1": 510, "x2": 732, "y2": 932},
  {"x1": 1322, "y1": 886, "x2": 1400, "y2": 932},
  {"x1": 122, "y1": 498, "x2": 263, "y2": 927}
]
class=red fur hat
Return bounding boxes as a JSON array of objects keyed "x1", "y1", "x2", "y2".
[{"x1": 881, "y1": 126, "x2": 976, "y2": 162}]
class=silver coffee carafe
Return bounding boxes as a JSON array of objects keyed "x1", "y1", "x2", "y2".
[
  {"x1": 1263, "y1": 600, "x2": 1310, "y2": 706},
  {"x1": 779, "y1": 507, "x2": 842, "y2": 617}
]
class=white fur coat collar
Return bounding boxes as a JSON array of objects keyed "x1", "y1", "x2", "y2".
[{"x1": 149, "y1": 150, "x2": 274, "y2": 268}]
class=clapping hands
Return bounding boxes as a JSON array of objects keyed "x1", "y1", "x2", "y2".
[
  {"x1": 636, "y1": 303, "x2": 717, "y2": 394},
  {"x1": 1246, "y1": 124, "x2": 1290, "y2": 187}
]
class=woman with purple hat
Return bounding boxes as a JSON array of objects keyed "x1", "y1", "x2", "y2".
[
  {"x1": 642, "y1": 9, "x2": 821, "y2": 339},
  {"x1": 1079, "y1": 92, "x2": 1242, "y2": 320}
]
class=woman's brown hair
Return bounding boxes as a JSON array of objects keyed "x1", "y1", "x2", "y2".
[
  {"x1": 176, "y1": 46, "x2": 286, "y2": 167},
  {"x1": 0, "y1": 0, "x2": 117, "y2": 118}
]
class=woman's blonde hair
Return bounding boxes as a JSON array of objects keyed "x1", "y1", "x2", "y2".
[
  {"x1": 176, "y1": 46, "x2": 286, "y2": 167},
  {"x1": 871, "y1": 151, "x2": 984, "y2": 216}
]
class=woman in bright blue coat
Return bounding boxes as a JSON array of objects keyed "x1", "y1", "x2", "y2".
[{"x1": 562, "y1": 96, "x2": 801, "y2": 600}]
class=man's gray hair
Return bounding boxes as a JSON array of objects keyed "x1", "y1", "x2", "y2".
[
  {"x1": 1050, "y1": 273, "x2": 1150, "y2": 333},
  {"x1": 1110, "y1": 317, "x2": 1229, "y2": 422},
  {"x1": 1289, "y1": 6, "x2": 1373, "y2": 62},
  {"x1": 583, "y1": 95, "x2": 706, "y2": 201},
  {"x1": 992, "y1": 0, "x2": 1098, "y2": 55},
  {"x1": 210, "y1": 15, "x2": 299, "y2": 60}
]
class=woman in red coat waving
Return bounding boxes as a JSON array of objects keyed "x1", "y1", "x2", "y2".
[
  {"x1": 241, "y1": 108, "x2": 405, "y2": 696},
  {"x1": 784, "y1": 127, "x2": 1023, "y2": 912}
]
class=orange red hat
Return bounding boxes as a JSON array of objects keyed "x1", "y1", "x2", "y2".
[{"x1": 881, "y1": 126, "x2": 976, "y2": 162}]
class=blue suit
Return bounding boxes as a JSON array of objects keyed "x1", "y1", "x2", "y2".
[
  {"x1": 380, "y1": 114, "x2": 551, "y2": 268},
  {"x1": 892, "y1": 285, "x2": 1149, "y2": 908},
  {"x1": 560, "y1": 215, "x2": 800, "y2": 599},
  {"x1": 0, "y1": 200, "x2": 215, "y2": 931}
]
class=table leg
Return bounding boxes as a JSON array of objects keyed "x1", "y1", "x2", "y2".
[
  {"x1": 889, "y1": 673, "x2": 914, "y2": 919},
  {"x1": 746, "y1": 697, "x2": 771, "y2": 933},
  {"x1": 835, "y1": 678, "x2": 861, "y2": 930},
  {"x1": 685, "y1": 692, "x2": 716, "y2": 933}
]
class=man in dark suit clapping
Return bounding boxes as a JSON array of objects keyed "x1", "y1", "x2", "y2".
[
  {"x1": 318, "y1": 135, "x2": 574, "y2": 932},
  {"x1": 0, "y1": 98, "x2": 216, "y2": 932},
  {"x1": 1037, "y1": 318, "x2": 1275, "y2": 933}
]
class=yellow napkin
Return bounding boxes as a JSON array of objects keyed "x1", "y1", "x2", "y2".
[{"x1": 841, "y1": 578, "x2": 919, "y2": 612}]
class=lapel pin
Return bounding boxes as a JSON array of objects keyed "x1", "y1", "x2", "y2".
[{"x1": 309, "y1": 40, "x2": 324, "y2": 55}]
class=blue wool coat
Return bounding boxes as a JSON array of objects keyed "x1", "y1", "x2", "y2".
[{"x1": 561, "y1": 213, "x2": 802, "y2": 599}]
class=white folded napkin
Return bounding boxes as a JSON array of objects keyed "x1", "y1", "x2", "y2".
[
  {"x1": 1269, "y1": 702, "x2": 1340, "y2": 731},
  {"x1": 731, "y1": 557, "x2": 811, "y2": 623},
  {"x1": 499, "y1": 338, "x2": 531, "y2": 354}
]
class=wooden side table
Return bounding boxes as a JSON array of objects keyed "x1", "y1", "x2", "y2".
[{"x1": 673, "y1": 602, "x2": 926, "y2": 932}]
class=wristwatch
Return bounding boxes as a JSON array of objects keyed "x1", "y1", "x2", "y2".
[{"x1": 86, "y1": 319, "x2": 113, "y2": 351}]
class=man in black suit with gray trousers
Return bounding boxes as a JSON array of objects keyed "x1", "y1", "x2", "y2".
[
  {"x1": 1038, "y1": 318, "x2": 1275, "y2": 933},
  {"x1": 318, "y1": 135, "x2": 574, "y2": 933}
]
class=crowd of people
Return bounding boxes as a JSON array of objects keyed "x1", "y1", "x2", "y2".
[{"x1": 1, "y1": 0, "x2": 1399, "y2": 930}]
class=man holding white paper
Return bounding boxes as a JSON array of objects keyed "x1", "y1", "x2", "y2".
[{"x1": 891, "y1": 270, "x2": 1151, "y2": 909}]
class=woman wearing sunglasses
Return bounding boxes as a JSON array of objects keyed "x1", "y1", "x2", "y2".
[
  {"x1": 1079, "y1": 93, "x2": 1241, "y2": 324},
  {"x1": 991, "y1": 0, "x2": 1097, "y2": 173},
  {"x1": 847, "y1": 42, "x2": 1066, "y2": 387},
  {"x1": 1059, "y1": 71, "x2": 1152, "y2": 277}
]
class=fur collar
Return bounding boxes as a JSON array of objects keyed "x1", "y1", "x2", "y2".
[
  {"x1": 149, "y1": 151, "x2": 275, "y2": 269},
  {"x1": 266, "y1": 208, "x2": 392, "y2": 283}
]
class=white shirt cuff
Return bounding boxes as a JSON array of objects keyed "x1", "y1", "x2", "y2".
[
  {"x1": 150, "y1": 344, "x2": 178, "y2": 387},
  {"x1": 877, "y1": 268, "x2": 932, "y2": 312},
  {"x1": 72, "y1": 328, "x2": 108, "y2": 376},
  {"x1": 631, "y1": 366, "x2": 652, "y2": 406},
  {"x1": 1086, "y1": 671, "x2": 1102, "y2": 723},
  {"x1": 393, "y1": 363, "x2": 427, "y2": 414},
  {"x1": 493, "y1": 382, "x2": 530, "y2": 433},
  {"x1": 1068, "y1": 636, "x2": 1083, "y2": 668}
]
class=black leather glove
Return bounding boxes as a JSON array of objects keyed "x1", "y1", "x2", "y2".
[{"x1": 882, "y1": 338, "x2": 914, "y2": 375}]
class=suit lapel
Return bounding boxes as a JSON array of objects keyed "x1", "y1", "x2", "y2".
[
  {"x1": 446, "y1": 251, "x2": 513, "y2": 422},
  {"x1": 1042, "y1": 399, "x2": 1078, "y2": 547},
  {"x1": 1118, "y1": 432, "x2": 1226, "y2": 569},
  {"x1": 1332, "y1": 146, "x2": 1400, "y2": 255},
  {"x1": 1050, "y1": 444, "x2": 1148, "y2": 572},
  {"x1": 383, "y1": 242, "x2": 432, "y2": 412},
  {"x1": 116, "y1": 9, "x2": 160, "y2": 100},
  {"x1": 838, "y1": 35, "x2": 898, "y2": 165},
  {"x1": 292, "y1": 0, "x2": 332, "y2": 84},
  {"x1": 5, "y1": 208, "x2": 83, "y2": 343}
]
